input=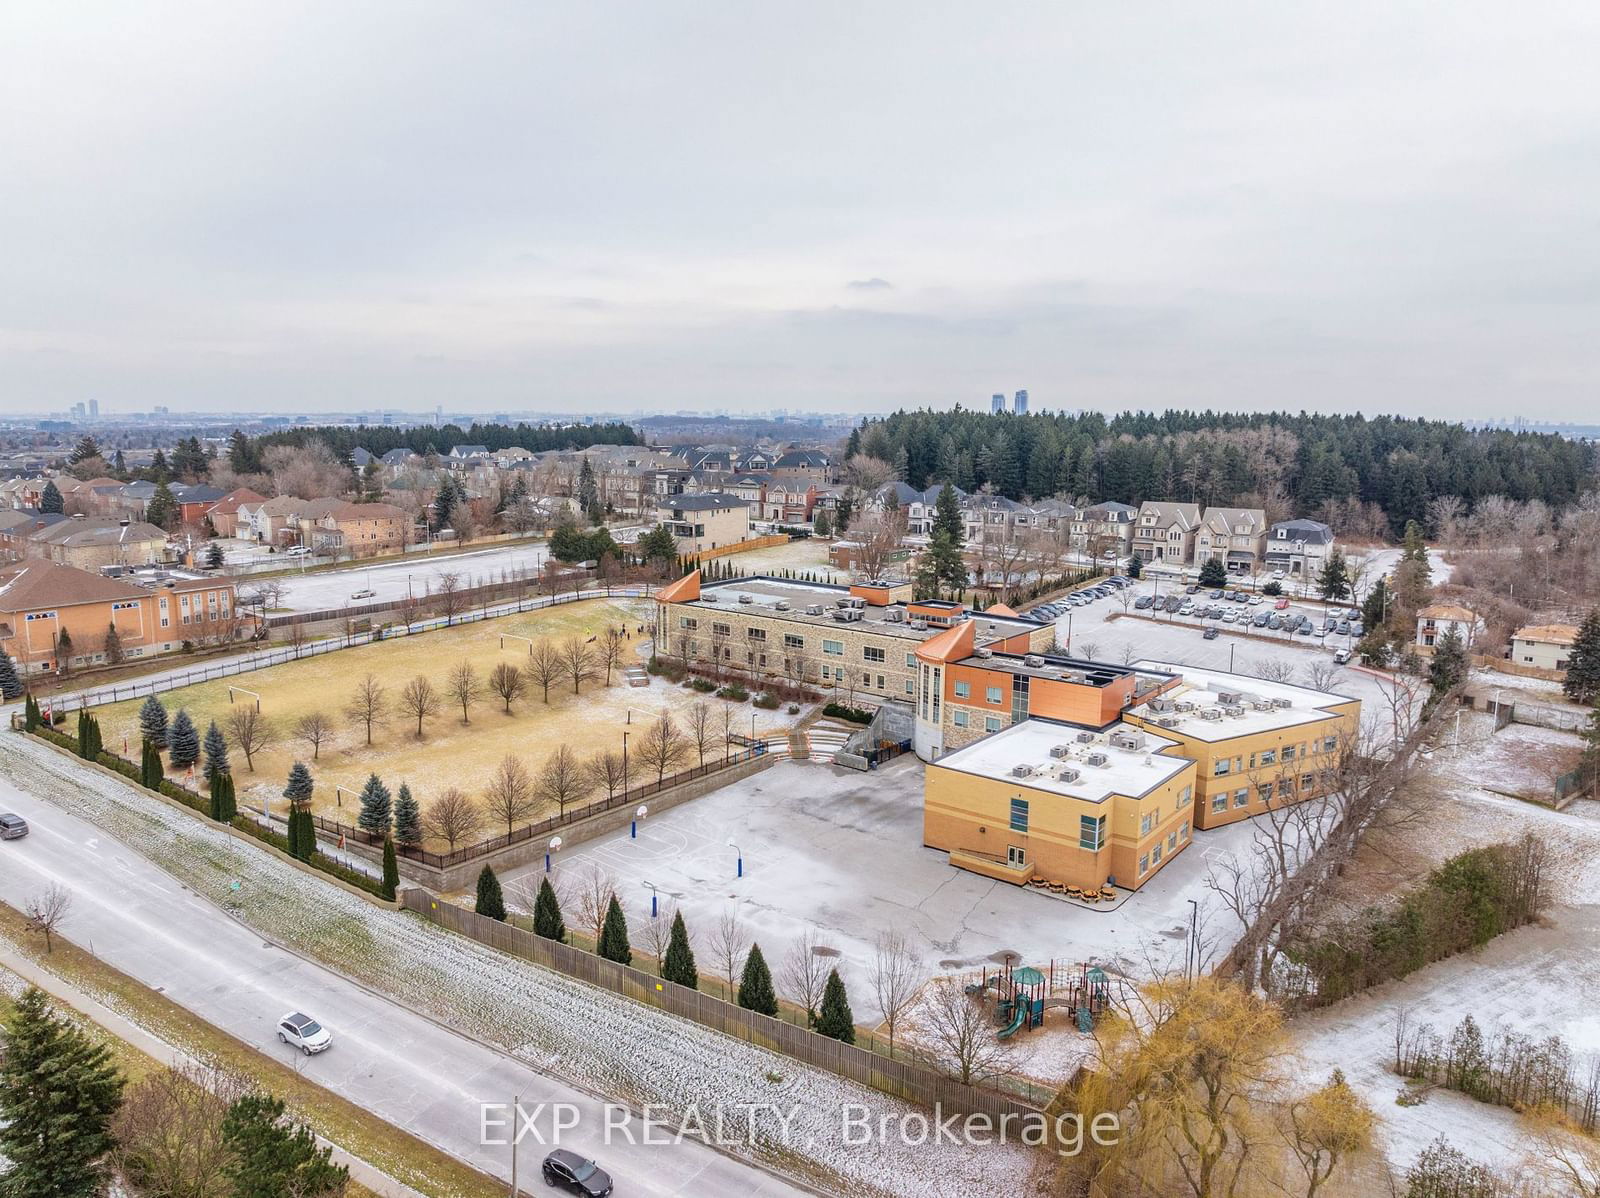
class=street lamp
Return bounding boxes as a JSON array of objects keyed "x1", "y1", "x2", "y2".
[
  {"x1": 622, "y1": 731, "x2": 630, "y2": 801},
  {"x1": 1229, "y1": 643, "x2": 1237, "y2": 673},
  {"x1": 631, "y1": 804, "x2": 648, "y2": 839},
  {"x1": 726, "y1": 836, "x2": 743, "y2": 879},
  {"x1": 643, "y1": 880, "x2": 659, "y2": 919},
  {"x1": 545, "y1": 835, "x2": 562, "y2": 874}
]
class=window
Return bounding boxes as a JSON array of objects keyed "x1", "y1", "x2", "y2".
[
  {"x1": 1177, "y1": 785, "x2": 1192, "y2": 807},
  {"x1": 1009, "y1": 798, "x2": 1029, "y2": 832},
  {"x1": 823, "y1": 639, "x2": 843, "y2": 656},
  {"x1": 712, "y1": 622, "x2": 731, "y2": 636},
  {"x1": 863, "y1": 646, "x2": 885, "y2": 663},
  {"x1": 1212, "y1": 794, "x2": 1227, "y2": 813},
  {"x1": 1282, "y1": 744, "x2": 1296, "y2": 762},
  {"x1": 1167, "y1": 831, "x2": 1178, "y2": 852},
  {"x1": 905, "y1": 653, "x2": 916, "y2": 668},
  {"x1": 1139, "y1": 812, "x2": 1154, "y2": 836},
  {"x1": 1079, "y1": 814, "x2": 1106, "y2": 850},
  {"x1": 783, "y1": 634, "x2": 804, "y2": 649},
  {"x1": 1257, "y1": 782, "x2": 1273, "y2": 803},
  {"x1": 985, "y1": 687, "x2": 1002, "y2": 704},
  {"x1": 1302, "y1": 773, "x2": 1315, "y2": 792},
  {"x1": 1259, "y1": 748, "x2": 1277, "y2": 766},
  {"x1": 1214, "y1": 759, "x2": 1232, "y2": 777},
  {"x1": 1180, "y1": 821, "x2": 1189, "y2": 841},
  {"x1": 953, "y1": 710, "x2": 969, "y2": 727},
  {"x1": 954, "y1": 681, "x2": 970, "y2": 698},
  {"x1": 1151, "y1": 843, "x2": 1162, "y2": 865},
  {"x1": 1139, "y1": 854, "x2": 1149, "y2": 875},
  {"x1": 1322, "y1": 735, "x2": 1339, "y2": 752},
  {"x1": 984, "y1": 716, "x2": 1002, "y2": 732},
  {"x1": 747, "y1": 628, "x2": 766, "y2": 641},
  {"x1": 904, "y1": 680, "x2": 914, "y2": 695},
  {"x1": 1007, "y1": 845, "x2": 1027, "y2": 866}
]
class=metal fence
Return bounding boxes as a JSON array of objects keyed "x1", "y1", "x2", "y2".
[
  {"x1": 402, "y1": 889, "x2": 1047, "y2": 1121},
  {"x1": 320, "y1": 745, "x2": 768, "y2": 869},
  {"x1": 45, "y1": 584, "x2": 655, "y2": 717}
]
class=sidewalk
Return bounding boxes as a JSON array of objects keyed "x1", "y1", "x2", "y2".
[{"x1": 0, "y1": 943, "x2": 429, "y2": 1198}]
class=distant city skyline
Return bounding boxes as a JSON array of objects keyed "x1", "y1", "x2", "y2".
[{"x1": 4, "y1": 3, "x2": 1599, "y2": 420}]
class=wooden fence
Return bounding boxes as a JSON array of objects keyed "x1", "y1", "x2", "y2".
[{"x1": 401, "y1": 888, "x2": 1045, "y2": 1122}]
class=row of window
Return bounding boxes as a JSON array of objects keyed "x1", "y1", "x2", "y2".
[
  {"x1": 1208, "y1": 771, "x2": 1332, "y2": 812},
  {"x1": 1138, "y1": 822, "x2": 1190, "y2": 875},
  {"x1": 952, "y1": 681, "x2": 1005, "y2": 704},
  {"x1": 1212, "y1": 735, "x2": 1341, "y2": 777},
  {"x1": 951, "y1": 710, "x2": 1003, "y2": 732}
]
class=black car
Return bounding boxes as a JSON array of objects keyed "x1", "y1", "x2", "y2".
[
  {"x1": 543, "y1": 1150, "x2": 614, "y2": 1197},
  {"x1": 0, "y1": 813, "x2": 28, "y2": 840}
]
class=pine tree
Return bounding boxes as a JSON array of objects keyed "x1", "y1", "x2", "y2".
[
  {"x1": 283, "y1": 762, "x2": 315, "y2": 861},
  {"x1": 205, "y1": 540, "x2": 226, "y2": 569},
  {"x1": 55, "y1": 627, "x2": 74, "y2": 673},
  {"x1": 203, "y1": 720, "x2": 230, "y2": 782},
  {"x1": 167, "y1": 709, "x2": 200, "y2": 770},
  {"x1": 1428, "y1": 626, "x2": 1469, "y2": 698},
  {"x1": 145, "y1": 480, "x2": 179, "y2": 530},
  {"x1": 1562, "y1": 607, "x2": 1600, "y2": 705},
  {"x1": 24, "y1": 692, "x2": 41, "y2": 730},
  {"x1": 40, "y1": 479, "x2": 64, "y2": 514},
  {"x1": 1317, "y1": 547, "x2": 1350, "y2": 601},
  {"x1": 137, "y1": 694, "x2": 169, "y2": 747},
  {"x1": 381, "y1": 837, "x2": 399, "y2": 901},
  {"x1": 577, "y1": 456, "x2": 601, "y2": 522},
  {"x1": 0, "y1": 985, "x2": 125, "y2": 1198},
  {"x1": 0, "y1": 648, "x2": 24, "y2": 700},
  {"x1": 1199, "y1": 557, "x2": 1227, "y2": 588},
  {"x1": 392, "y1": 783, "x2": 422, "y2": 849},
  {"x1": 80, "y1": 712, "x2": 102, "y2": 758},
  {"x1": 475, "y1": 865, "x2": 507, "y2": 921},
  {"x1": 69, "y1": 434, "x2": 102, "y2": 464},
  {"x1": 661, "y1": 909, "x2": 697, "y2": 987},
  {"x1": 597, "y1": 894, "x2": 632, "y2": 964},
  {"x1": 221, "y1": 1093, "x2": 349, "y2": 1198},
  {"x1": 1127, "y1": 554, "x2": 1141, "y2": 580},
  {"x1": 142, "y1": 738, "x2": 165, "y2": 789},
  {"x1": 737, "y1": 942, "x2": 778, "y2": 1016},
  {"x1": 210, "y1": 772, "x2": 236, "y2": 822},
  {"x1": 815, "y1": 968, "x2": 856, "y2": 1043},
  {"x1": 357, "y1": 772, "x2": 392, "y2": 838},
  {"x1": 533, "y1": 877, "x2": 567, "y2": 941},
  {"x1": 77, "y1": 707, "x2": 92, "y2": 756}
]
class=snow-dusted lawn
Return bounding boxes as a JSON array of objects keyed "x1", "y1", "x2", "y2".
[
  {"x1": 1431, "y1": 710, "x2": 1584, "y2": 801},
  {"x1": 0, "y1": 734, "x2": 1045, "y2": 1198}
]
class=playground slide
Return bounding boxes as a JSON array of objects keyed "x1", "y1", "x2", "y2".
[{"x1": 997, "y1": 1005, "x2": 1028, "y2": 1040}]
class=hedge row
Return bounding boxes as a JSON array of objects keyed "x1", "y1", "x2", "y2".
[{"x1": 822, "y1": 702, "x2": 874, "y2": 724}]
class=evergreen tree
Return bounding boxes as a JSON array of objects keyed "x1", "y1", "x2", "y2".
[
  {"x1": 637, "y1": 524, "x2": 678, "y2": 567},
  {"x1": 210, "y1": 772, "x2": 236, "y2": 823},
  {"x1": 381, "y1": 837, "x2": 399, "y2": 901},
  {"x1": 661, "y1": 909, "x2": 697, "y2": 987},
  {"x1": 145, "y1": 480, "x2": 179, "y2": 530},
  {"x1": 432, "y1": 475, "x2": 458, "y2": 528},
  {"x1": 111, "y1": 448, "x2": 126, "y2": 475},
  {"x1": 203, "y1": 719, "x2": 230, "y2": 782},
  {"x1": 24, "y1": 692, "x2": 42, "y2": 730},
  {"x1": 205, "y1": 540, "x2": 226, "y2": 569},
  {"x1": 0, "y1": 986, "x2": 125, "y2": 1198},
  {"x1": 917, "y1": 483, "x2": 968, "y2": 597},
  {"x1": 137, "y1": 694, "x2": 169, "y2": 747},
  {"x1": 392, "y1": 782, "x2": 422, "y2": 849},
  {"x1": 227, "y1": 428, "x2": 262, "y2": 474},
  {"x1": 40, "y1": 479, "x2": 64, "y2": 514},
  {"x1": 0, "y1": 648, "x2": 23, "y2": 700},
  {"x1": 283, "y1": 762, "x2": 315, "y2": 860},
  {"x1": 597, "y1": 894, "x2": 632, "y2": 964},
  {"x1": 1126, "y1": 554, "x2": 1141, "y2": 580},
  {"x1": 815, "y1": 968, "x2": 856, "y2": 1043},
  {"x1": 475, "y1": 865, "x2": 507, "y2": 921},
  {"x1": 1362, "y1": 577, "x2": 1390, "y2": 629},
  {"x1": 166, "y1": 709, "x2": 200, "y2": 770},
  {"x1": 1317, "y1": 547, "x2": 1350, "y2": 601},
  {"x1": 1198, "y1": 557, "x2": 1227, "y2": 588},
  {"x1": 142, "y1": 738, "x2": 165, "y2": 789},
  {"x1": 737, "y1": 942, "x2": 779, "y2": 1016},
  {"x1": 56, "y1": 627, "x2": 74, "y2": 672},
  {"x1": 1562, "y1": 607, "x2": 1600, "y2": 705},
  {"x1": 69, "y1": 434, "x2": 102, "y2": 464},
  {"x1": 1428, "y1": 627, "x2": 1469, "y2": 697},
  {"x1": 77, "y1": 707, "x2": 92, "y2": 756},
  {"x1": 577, "y1": 456, "x2": 601, "y2": 522},
  {"x1": 533, "y1": 877, "x2": 567, "y2": 941},
  {"x1": 220, "y1": 1092, "x2": 349, "y2": 1198},
  {"x1": 357, "y1": 772, "x2": 392, "y2": 838}
]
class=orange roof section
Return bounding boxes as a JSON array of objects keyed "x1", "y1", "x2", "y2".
[
  {"x1": 655, "y1": 569, "x2": 701, "y2": 603},
  {"x1": 983, "y1": 602, "x2": 1020, "y2": 618},
  {"x1": 915, "y1": 618, "x2": 975, "y2": 664}
]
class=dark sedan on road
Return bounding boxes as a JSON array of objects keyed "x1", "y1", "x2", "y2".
[{"x1": 544, "y1": 1150, "x2": 614, "y2": 1197}]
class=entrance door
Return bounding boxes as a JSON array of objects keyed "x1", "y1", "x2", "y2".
[{"x1": 1007, "y1": 845, "x2": 1027, "y2": 867}]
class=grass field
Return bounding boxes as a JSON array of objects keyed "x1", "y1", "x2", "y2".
[{"x1": 94, "y1": 596, "x2": 801, "y2": 846}]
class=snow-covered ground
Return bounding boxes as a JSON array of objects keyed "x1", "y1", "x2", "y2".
[
  {"x1": 263, "y1": 540, "x2": 556, "y2": 612},
  {"x1": 0, "y1": 734, "x2": 1046, "y2": 1197}
]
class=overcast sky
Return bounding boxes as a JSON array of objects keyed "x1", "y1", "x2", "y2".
[{"x1": 3, "y1": 1, "x2": 1598, "y2": 419}]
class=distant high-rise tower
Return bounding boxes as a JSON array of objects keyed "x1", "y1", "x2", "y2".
[
  {"x1": 88, "y1": 398, "x2": 99, "y2": 418},
  {"x1": 991, "y1": 393, "x2": 1005, "y2": 413},
  {"x1": 434, "y1": 404, "x2": 443, "y2": 427},
  {"x1": 1014, "y1": 389, "x2": 1029, "y2": 415}
]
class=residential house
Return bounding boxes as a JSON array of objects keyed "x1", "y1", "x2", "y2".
[
  {"x1": 1132, "y1": 501, "x2": 1201, "y2": 565},
  {"x1": 1071, "y1": 502, "x2": 1136, "y2": 558},
  {"x1": 204, "y1": 487, "x2": 268, "y2": 537},
  {"x1": 449, "y1": 444, "x2": 490, "y2": 460},
  {"x1": 1509, "y1": 624, "x2": 1579, "y2": 674},
  {"x1": 171, "y1": 483, "x2": 227, "y2": 527},
  {"x1": 295, "y1": 500, "x2": 411, "y2": 557},
  {"x1": 723, "y1": 473, "x2": 770, "y2": 508},
  {"x1": 380, "y1": 448, "x2": 418, "y2": 473},
  {"x1": 770, "y1": 450, "x2": 832, "y2": 484},
  {"x1": 1195, "y1": 507, "x2": 1269, "y2": 575},
  {"x1": 1265, "y1": 519, "x2": 1337, "y2": 581},
  {"x1": 241, "y1": 495, "x2": 308, "y2": 545},
  {"x1": 656, "y1": 494, "x2": 752, "y2": 554},
  {"x1": 962, "y1": 494, "x2": 1028, "y2": 546},
  {"x1": 760, "y1": 482, "x2": 816, "y2": 524},
  {"x1": 26, "y1": 518, "x2": 170, "y2": 571},
  {"x1": 906, "y1": 484, "x2": 966, "y2": 536},
  {"x1": 1415, "y1": 603, "x2": 1484, "y2": 650}
]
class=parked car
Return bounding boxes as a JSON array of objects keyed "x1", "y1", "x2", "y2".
[
  {"x1": 276, "y1": 1012, "x2": 332, "y2": 1055},
  {"x1": 350, "y1": 589, "x2": 376, "y2": 600},
  {"x1": 0, "y1": 813, "x2": 28, "y2": 840},
  {"x1": 1267, "y1": 616, "x2": 1283, "y2": 630},
  {"x1": 1209, "y1": 589, "x2": 1225, "y2": 599},
  {"x1": 1346, "y1": 608, "x2": 1362, "y2": 621},
  {"x1": 1185, "y1": 584, "x2": 1201, "y2": 594},
  {"x1": 1222, "y1": 611, "x2": 1237, "y2": 623},
  {"x1": 1333, "y1": 648, "x2": 1352, "y2": 664},
  {"x1": 542, "y1": 1150, "x2": 615, "y2": 1197},
  {"x1": 1274, "y1": 598, "x2": 1290, "y2": 610},
  {"x1": 1135, "y1": 596, "x2": 1153, "y2": 610},
  {"x1": 1248, "y1": 595, "x2": 1264, "y2": 606},
  {"x1": 1351, "y1": 623, "x2": 1365, "y2": 638},
  {"x1": 1298, "y1": 624, "x2": 1313, "y2": 636},
  {"x1": 1272, "y1": 570, "x2": 1286, "y2": 580},
  {"x1": 1336, "y1": 621, "x2": 1351, "y2": 636},
  {"x1": 1203, "y1": 627, "x2": 1220, "y2": 640},
  {"x1": 284, "y1": 546, "x2": 311, "y2": 557},
  {"x1": 1252, "y1": 612, "x2": 1270, "y2": 627}
]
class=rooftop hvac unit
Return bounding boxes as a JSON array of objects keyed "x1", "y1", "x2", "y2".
[
  {"x1": 1201, "y1": 708, "x2": 1224, "y2": 721},
  {"x1": 1217, "y1": 690, "x2": 1243, "y2": 706},
  {"x1": 1076, "y1": 730, "x2": 1095, "y2": 743},
  {"x1": 738, "y1": 594, "x2": 754, "y2": 604},
  {"x1": 1228, "y1": 706, "x2": 1246, "y2": 718},
  {"x1": 1057, "y1": 766, "x2": 1081, "y2": 783},
  {"x1": 909, "y1": 619, "x2": 928, "y2": 630},
  {"x1": 774, "y1": 600, "x2": 790, "y2": 611},
  {"x1": 1175, "y1": 700, "x2": 1196, "y2": 713},
  {"x1": 703, "y1": 593, "x2": 719, "y2": 602},
  {"x1": 1272, "y1": 697, "x2": 1292, "y2": 709},
  {"x1": 975, "y1": 647, "x2": 992, "y2": 658},
  {"x1": 1252, "y1": 700, "x2": 1276, "y2": 712},
  {"x1": 805, "y1": 604, "x2": 824, "y2": 615},
  {"x1": 1010, "y1": 764, "x2": 1034, "y2": 779},
  {"x1": 1155, "y1": 716, "x2": 1181, "y2": 729},
  {"x1": 1110, "y1": 729, "x2": 1147, "y2": 751},
  {"x1": 1148, "y1": 697, "x2": 1173, "y2": 713},
  {"x1": 1024, "y1": 654, "x2": 1045, "y2": 667},
  {"x1": 883, "y1": 608, "x2": 905, "y2": 623},
  {"x1": 1085, "y1": 751, "x2": 1110, "y2": 767},
  {"x1": 1049, "y1": 744, "x2": 1072, "y2": 759}
]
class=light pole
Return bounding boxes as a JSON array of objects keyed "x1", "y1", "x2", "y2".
[
  {"x1": 622, "y1": 731, "x2": 629, "y2": 801},
  {"x1": 726, "y1": 836, "x2": 743, "y2": 879},
  {"x1": 544, "y1": 835, "x2": 562, "y2": 874},
  {"x1": 643, "y1": 880, "x2": 659, "y2": 919},
  {"x1": 1229, "y1": 643, "x2": 1236, "y2": 673},
  {"x1": 631, "y1": 804, "x2": 647, "y2": 839},
  {"x1": 1186, "y1": 899, "x2": 1199, "y2": 980}
]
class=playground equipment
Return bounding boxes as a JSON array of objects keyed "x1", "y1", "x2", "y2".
[{"x1": 969, "y1": 960, "x2": 1115, "y2": 1039}]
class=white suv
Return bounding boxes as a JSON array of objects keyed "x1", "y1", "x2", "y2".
[{"x1": 277, "y1": 1012, "x2": 332, "y2": 1055}]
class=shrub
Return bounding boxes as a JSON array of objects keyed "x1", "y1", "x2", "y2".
[
  {"x1": 787, "y1": 704, "x2": 800, "y2": 714},
  {"x1": 823, "y1": 702, "x2": 873, "y2": 724},
  {"x1": 717, "y1": 684, "x2": 749, "y2": 702},
  {"x1": 689, "y1": 677, "x2": 717, "y2": 693},
  {"x1": 752, "y1": 693, "x2": 780, "y2": 710}
]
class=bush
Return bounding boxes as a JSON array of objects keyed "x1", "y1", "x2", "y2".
[
  {"x1": 823, "y1": 701, "x2": 873, "y2": 724},
  {"x1": 1263, "y1": 580, "x2": 1283, "y2": 596},
  {"x1": 717, "y1": 684, "x2": 749, "y2": 702},
  {"x1": 689, "y1": 677, "x2": 717, "y2": 692},
  {"x1": 787, "y1": 704, "x2": 800, "y2": 714},
  {"x1": 752, "y1": 693, "x2": 780, "y2": 710}
]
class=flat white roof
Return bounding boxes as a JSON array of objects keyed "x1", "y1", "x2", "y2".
[
  {"x1": 684, "y1": 577, "x2": 1044, "y2": 641},
  {"x1": 933, "y1": 719, "x2": 1189, "y2": 802},
  {"x1": 1125, "y1": 659, "x2": 1355, "y2": 741}
]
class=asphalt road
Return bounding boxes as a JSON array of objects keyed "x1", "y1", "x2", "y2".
[{"x1": 0, "y1": 779, "x2": 805, "y2": 1198}]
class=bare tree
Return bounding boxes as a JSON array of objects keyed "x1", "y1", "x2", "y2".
[
  {"x1": 709, "y1": 907, "x2": 749, "y2": 995},
  {"x1": 1252, "y1": 658, "x2": 1297, "y2": 684},
  {"x1": 598, "y1": 627, "x2": 626, "y2": 686},
  {"x1": 585, "y1": 750, "x2": 631, "y2": 800},
  {"x1": 635, "y1": 714, "x2": 689, "y2": 785},
  {"x1": 850, "y1": 508, "x2": 909, "y2": 580},
  {"x1": 483, "y1": 754, "x2": 536, "y2": 832},
  {"x1": 284, "y1": 620, "x2": 309, "y2": 658},
  {"x1": 488, "y1": 662, "x2": 526, "y2": 713},
  {"x1": 435, "y1": 571, "x2": 466, "y2": 624},
  {"x1": 557, "y1": 637, "x2": 596, "y2": 695},
  {"x1": 225, "y1": 705, "x2": 275, "y2": 772},
  {"x1": 447, "y1": 659, "x2": 480, "y2": 723},
  {"x1": 918, "y1": 976, "x2": 1018, "y2": 1085},
  {"x1": 527, "y1": 640, "x2": 562, "y2": 703},
  {"x1": 639, "y1": 901, "x2": 676, "y2": 971},
  {"x1": 686, "y1": 701, "x2": 716, "y2": 767},
  {"x1": 292, "y1": 710, "x2": 332, "y2": 760},
  {"x1": 344, "y1": 673, "x2": 387, "y2": 746},
  {"x1": 536, "y1": 744, "x2": 590, "y2": 817},
  {"x1": 110, "y1": 1057, "x2": 250, "y2": 1196},
  {"x1": 718, "y1": 703, "x2": 737, "y2": 761},
  {"x1": 397, "y1": 675, "x2": 442, "y2": 738},
  {"x1": 1077, "y1": 640, "x2": 1100, "y2": 659},
  {"x1": 871, "y1": 928, "x2": 927, "y2": 1057},
  {"x1": 1302, "y1": 661, "x2": 1345, "y2": 693},
  {"x1": 574, "y1": 864, "x2": 618, "y2": 947},
  {"x1": 422, "y1": 787, "x2": 482, "y2": 850},
  {"x1": 781, "y1": 925, "x2": 830, "y2": 1025},
  {"x1": 25, "y1": 883, "x2": 71, "y2": 953}
]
